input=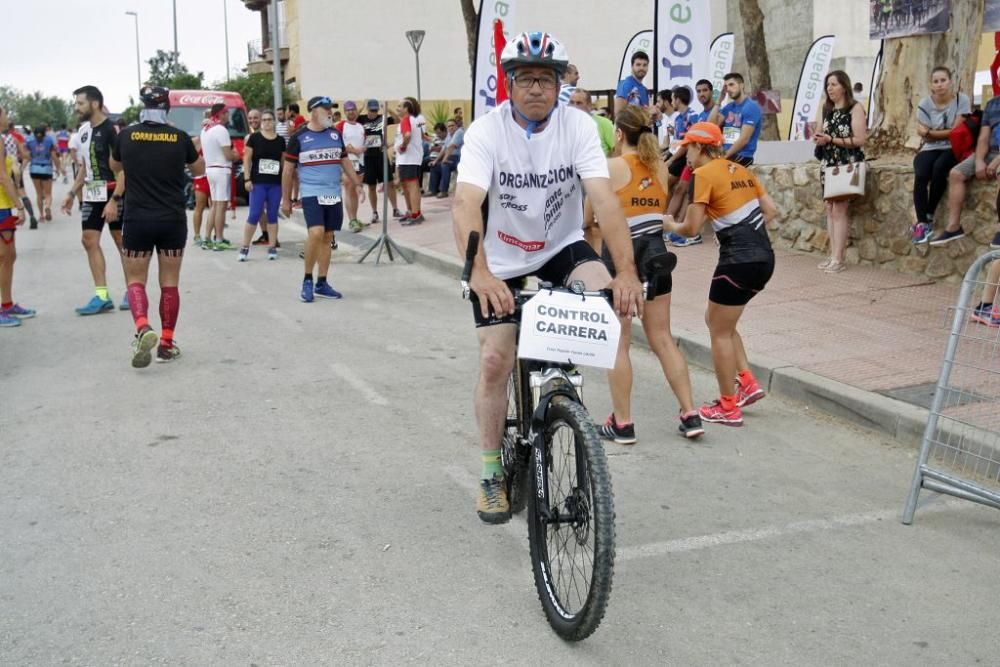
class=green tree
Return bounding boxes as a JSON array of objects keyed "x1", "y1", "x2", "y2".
[
  {"x1": 0, "y1": 87, "x2": 72, "y2": 129},
  {"x1": 146, "y1": 49, "x2": 205, "y2": 90},
  {"x1": 215, "y1": 73, "x2": 291, "y2": 110}
]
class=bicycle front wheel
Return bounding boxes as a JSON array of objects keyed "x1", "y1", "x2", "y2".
[{"x1": 527, "y1": 395, "x2": 615, "y2": 641}]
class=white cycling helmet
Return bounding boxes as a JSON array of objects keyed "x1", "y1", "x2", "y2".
[{"x1": 500, "y1": 32, "x2": 570, "y2": 77}]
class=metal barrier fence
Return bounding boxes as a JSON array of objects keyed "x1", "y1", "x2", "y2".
[{"x1": 903, "y1": 250, "x2": 1000, "y2": 524}]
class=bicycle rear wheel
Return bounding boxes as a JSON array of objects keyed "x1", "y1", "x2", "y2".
[
  {"x1": 502, "y1": 369, "x2": 530, "y2": 514},
  {"x1": 528, "y1": 395, "x2": 615, "y2": 641}
]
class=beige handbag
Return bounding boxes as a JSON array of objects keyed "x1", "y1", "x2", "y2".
[{"x1": 823, "y1": 160, "x2": 866, "y2": 201}]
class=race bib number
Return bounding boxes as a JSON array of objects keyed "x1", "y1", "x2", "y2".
[
  {"x1": 318, "y1": 195, "x2": 341, "y2": 206},
  {"x1": 258, "y1": 159, "x2": 280, "y2": 175},
  {"x1": 83, "y1": 180, "x2": 108, "y2": 203},
  {"x1": 364, "y1": 135, "x2": 382, "y2": 149},
  {"x1": 518, "y1": 290, "x2": 621, "y2": 369},
  {"x1": 723, "y1": 126, "x2": 741, "y2": 145}
]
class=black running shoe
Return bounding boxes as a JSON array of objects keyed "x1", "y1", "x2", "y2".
[
  {"x1": 678, "y1": 412, "x2": 705, "y2": 439},
  {"x1": 252, "y1": 234, "x2": 269, "y2": 245},
  {"x1": 599, "y1": 413, "x2": 637, "y2": 445}
]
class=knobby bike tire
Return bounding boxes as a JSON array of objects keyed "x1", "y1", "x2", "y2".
[
  {"x1": 527, "y1": 395, "x2": 615, "y2": 641},
  {"x1": 503, "y1": 368, "x2": 531, "y2": 514}
]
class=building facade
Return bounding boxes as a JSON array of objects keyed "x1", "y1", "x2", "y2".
[{"x1": 242, "y1": 0, "x2": 893, "y2": 126}]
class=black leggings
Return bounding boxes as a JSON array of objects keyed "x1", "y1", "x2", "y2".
[{"x1": 913, "y1": 149, "x2": 956, "y2": 223}]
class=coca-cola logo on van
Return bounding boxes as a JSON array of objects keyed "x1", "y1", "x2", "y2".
[{"x1": 177, "y1": 94, "x2": 226, "y2": 106}]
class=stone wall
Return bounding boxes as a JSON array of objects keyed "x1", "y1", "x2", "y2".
[{"x1": 754, "y1": 161, "x2": 998, "y2": 282}]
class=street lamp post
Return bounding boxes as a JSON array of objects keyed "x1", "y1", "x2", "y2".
[
  {"x1": 125, "y1": 11, "x2": 141, "y2": 92},
  {"x1": 405, "y1": 30, "x2": 426, "y2": 103},
  {"x1": 223, "y1": 0, "x2": 231, "y2": 80},
  {"x1": 172, "y1": 0, "x2": 178, "y2": 61},
  {"x1": 270, "y1": 0, "x2": 283, "y2": 111}
]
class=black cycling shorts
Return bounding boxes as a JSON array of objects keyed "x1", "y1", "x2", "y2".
[
  {"x1": 81, "y1": 200, "x2": 123, "y2": 232},
  {"x1": 709, "y1": 260, "x2": 774, "y2": 306},
  {"x1": 602, "y1": 232, "x2": 674, "y2": 299},
  {"x1": 122, "y1": 220, "x2": 187, "y2": 254},
  {"x1": 30, "y1": 172, "x2": 53, "y2": 181},
  {"x1": 473, "y1": 240, "x2": 602, "y2": 327},
  {"x1": 363, "y1": 154, "x2": 394, "y2": 185}
]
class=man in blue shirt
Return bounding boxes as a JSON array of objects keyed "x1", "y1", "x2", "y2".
[
  {"x1": 695, "y1": 79, "x2": 716, "y2": 123},
  {"x1": 936, "y1": 95, "x2": 1000, "y2": 247},
  {"x1": 614, "y1": 50, "x2": 650, "y2": 116},
  {"x1": 282, "y1": 96, "x2": 362, "y2": 302},
  {"x1": 708, "y1": 72, "x2": 762, "y2": 166}
]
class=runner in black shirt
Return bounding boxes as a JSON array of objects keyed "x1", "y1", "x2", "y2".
[
  {"x1": 62, "y1": 85, "x2": 132, "y2": 315},
  {"x1": 360, "y1": 99, "x2": 402, "y2": 224},
  {"x1": 107, "y1": 86, "x2": 203, "y2": 369},
  {"x1": 240, "y1": 111, "x2": 285, "y2": 261}
]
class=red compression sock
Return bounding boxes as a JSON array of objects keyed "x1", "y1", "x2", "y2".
[
  {"x1": 159, "y1": 287, "x2": 179, "y2": 346},
  {"x1": 127, "y1": 283, "x2": 149, "y2": 331}
]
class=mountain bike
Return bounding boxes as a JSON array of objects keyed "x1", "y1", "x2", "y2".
[{"x1": 460, "y1": 231, "x2": 672, "y2": 641}]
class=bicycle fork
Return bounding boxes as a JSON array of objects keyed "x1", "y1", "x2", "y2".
[{"x1": 528, "y1": 367, "x2": 586, "y2": 526}]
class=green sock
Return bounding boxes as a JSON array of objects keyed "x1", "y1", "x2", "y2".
[
  {"x1": 481, "y1": 449, "x2": 503, "y2": 479},
  {"x1": 95, "y1": 286, "x2": 109, "y2": 301}
]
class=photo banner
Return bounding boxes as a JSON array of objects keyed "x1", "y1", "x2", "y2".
[
  {"x1": 618, "y1": 30, "x2": 654, "y2": 88},
  {"x1": 789, "y1": 35, "x2": 837, "y2": 141},
  {"x1": 472, "y1": 0, "x2": 516, "y2": 120},
  {"x1": 869, "y1": 0, "x2": 950, "y2": 40},
  {"x1": 708, "y1": 33, "x2": 735, "y2": 107},
  {"x1": 988, "y1": 0, "x2": 1000, "y2": 31},
  {"x1": 654, "y1": 0, "x2": 711, "y2": 102}
]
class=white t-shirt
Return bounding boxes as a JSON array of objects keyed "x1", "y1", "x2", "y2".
[
  {"x1": 200, "y1": 123, "x2": 232, "y2": 168},
  {"x1": 339, "y1": 120, "x2": 366, "y2": 167},
  {"x1": 457, "y1": 102, "x2": 608, "y2": 280},
  {"x1": 69, "y1": 131, "x2": 81, "y2": 158},
  {"x1": 394, "y1": 114, "x2": 424, "y2": 166}
]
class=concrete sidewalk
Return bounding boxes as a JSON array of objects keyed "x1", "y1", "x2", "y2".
[{"x1": 343, "y1": 193, "x2": 971, "y2": 446}]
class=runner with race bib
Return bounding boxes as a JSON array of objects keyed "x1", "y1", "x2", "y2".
[
  {"x1": 62, "y1": 85, "x2": 131, "y2": 315},
  {"x1": 282, "y1": 96, "x2": 362, "y2": 303},
  {"x1": 360, "y1": 99, "x2": 402, "y2": 224}
]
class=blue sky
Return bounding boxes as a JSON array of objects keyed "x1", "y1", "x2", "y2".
[{"x1": 7, "y1": 0, "x2": 261, "y2": 111}]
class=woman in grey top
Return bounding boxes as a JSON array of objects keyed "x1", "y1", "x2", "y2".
[{"x1": 911, "y1": 66, "x2": 970, "y2": 245}]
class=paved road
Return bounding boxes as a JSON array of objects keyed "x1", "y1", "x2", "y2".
[{"x1": 2, "y1": 189, "x2": 998, "y2": 665}]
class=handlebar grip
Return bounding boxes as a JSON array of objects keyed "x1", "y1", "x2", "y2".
[{"x1": 461, "y1": 231, "x2": 480, "y2": 283}]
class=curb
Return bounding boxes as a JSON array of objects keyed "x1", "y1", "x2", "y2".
[{"x1": 341, "y1": 231, "x2": 931, "y2": 448}]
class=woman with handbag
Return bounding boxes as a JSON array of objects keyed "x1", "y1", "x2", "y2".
[
  {"x1": 813, "y1": 70, "x2": 867, "y2": 274},
  {"x1": 911, "y1": 67, "x2": 970, "y2": 245}
]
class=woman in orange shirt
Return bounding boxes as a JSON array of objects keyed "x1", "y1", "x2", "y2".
[
  {"x1": 585, "y1": 105, "x2": 702, "y2": 443},
  {"x1": 664, "y1": 122, "x2": 779, "y2": 427}
]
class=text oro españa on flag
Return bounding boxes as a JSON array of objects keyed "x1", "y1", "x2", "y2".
[{"x1": 518, "y1": 290, "x2": 621, "y2": 370}]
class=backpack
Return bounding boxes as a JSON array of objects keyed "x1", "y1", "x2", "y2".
[{"x1": 951, "y1": 109, "x2": 982, "y2": 161}]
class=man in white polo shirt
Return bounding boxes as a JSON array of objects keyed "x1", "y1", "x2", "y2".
[{"x1": 200, "y1": 103, "x2": 237, "y2": 250}]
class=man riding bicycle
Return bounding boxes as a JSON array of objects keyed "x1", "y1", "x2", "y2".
[{"x1": 452, "y1": 31, "x2": 644, "y2": 524}]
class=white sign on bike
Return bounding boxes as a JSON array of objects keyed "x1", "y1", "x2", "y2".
[{"x1": 518, "y1": 290, "x2": 621, "y2": 369}]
